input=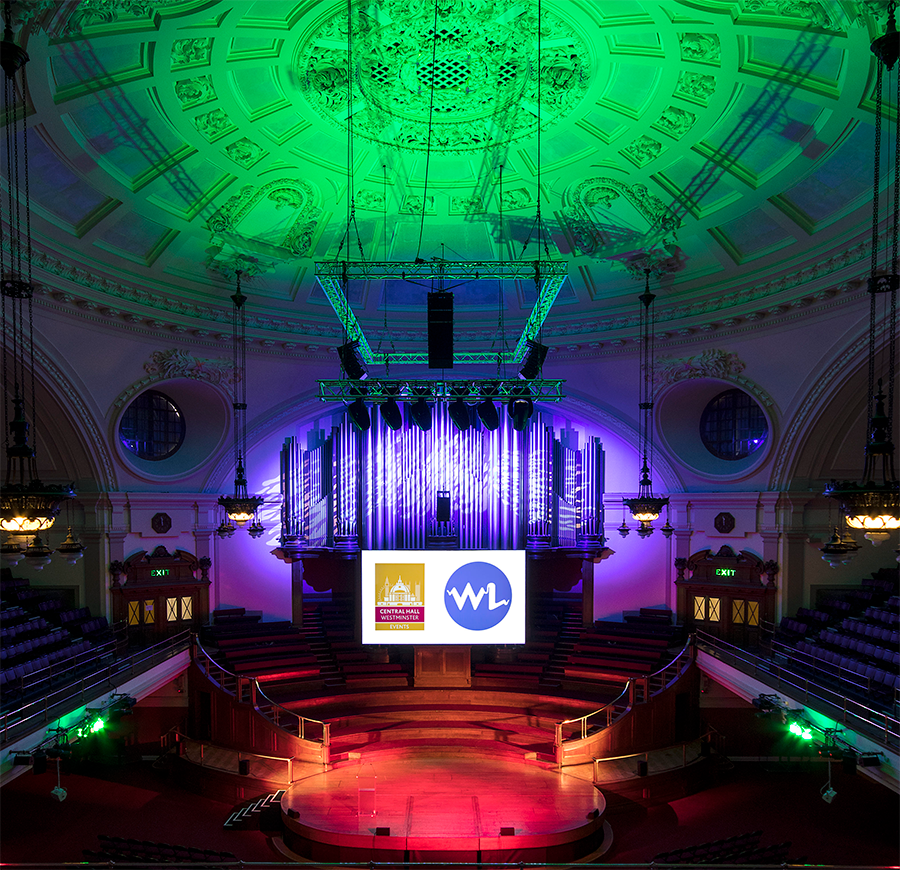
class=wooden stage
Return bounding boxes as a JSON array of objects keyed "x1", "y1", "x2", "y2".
[{"x1": 280, "y1": 749, "x2": 609, "y2": 863}]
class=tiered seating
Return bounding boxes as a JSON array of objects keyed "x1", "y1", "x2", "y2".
[
  {"x1": 0, "y1": 573, "x2": 116, "y2": 703},
  {"x1": 777, "y1": 616, "x2": 809, "y2": 638},
  {"x1": 302, "y1": 602, "x2": 410, "y2": 690},
  {"x1": 473, "y1": 602, "x2": 579, "y2": 689},
  {"x1": 203, "y1": 613, "x2": 328, "y2": 693},
  {"x1": 531, "y1": 614, "x2": 682, "y2": 692},
  {"x1": 0, "y1": 639, "x2": 95, "y2": 696},
  {"x1": 864, "y1": 606, "x2": 900, "y2": 626},
  {"x1": 795, "y1": 607, "x2": 829, "y2": 627},
  {"x1": 651, "y1": 830, "x2": 794, "y2": 864},
  {"x1": 84, "y1": 835, "x2": 238, "y2": 863}
]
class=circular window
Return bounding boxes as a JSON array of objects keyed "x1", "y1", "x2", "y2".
[
  {"x1": 119, "y1": 390, "x2": 185, "y2": 460},
  {"x1": 700, "y1": 389, "x2": 768, "y2": 460}
]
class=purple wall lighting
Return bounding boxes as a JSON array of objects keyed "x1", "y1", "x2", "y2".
[{"x1": 280, "y1": 402, "x2": 605, "y2": 553}]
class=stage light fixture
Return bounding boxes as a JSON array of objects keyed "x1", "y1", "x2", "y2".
[
  {"x1": 507, "y1": 389, "x2": 533, "y2": 431},
  {"x1": 409, "y1": 390, "x2": 433, "y2": 431},
  {"x1": 448, "y1": 387, "x2": 471, "y2": 432},
  {"x1": 519, "y1": 340, "x2": 548, "y2": 380},
  {"x1": 379, "y1": 389, "x2": 403, "y2": 431},
  {"x1": 476, "y1": 384, "x2": 500, "y2": 430},
  {"x1": 338, "y1": 340, "x2": 368, "y2": 381},
  {"x1": 347, "y1": 396, "x2": 371, "y2": 432}
]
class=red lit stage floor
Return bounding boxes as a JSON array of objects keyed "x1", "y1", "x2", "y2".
[{"x1": 280, "y1": 750, "x2": 608, "y2": 863}]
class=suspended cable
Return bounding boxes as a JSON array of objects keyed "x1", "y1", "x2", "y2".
[{"x1": 415, "y1": 0, "x2": 439, "y2": 261}]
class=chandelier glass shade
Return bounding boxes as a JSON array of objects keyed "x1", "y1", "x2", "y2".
[
  {"x1": 622, "y1": 271, "x2": 668, "y2": 534},
  {"x1": 217, "y1": 272, "x2": 266, "y2": 537},
  {"x1": 819, "y1": 526, "x2": 861, "y2": 568},
  {"x1": 2, "y1": 13, "x2": 74, "y2": 534},
  {"x1": 824, "y1": 8, "x2": 899, "y2": 535}
]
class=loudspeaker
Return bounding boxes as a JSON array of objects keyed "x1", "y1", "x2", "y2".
[
  {"x1": 287, "y1": 808, "x2": 300, "y2": 819},
  {"x1": 338, "y1": 341, "x2": 367, "y2": 380},
  {"x1": 700, "y1": 739, "x2": 711, "y2": 757},
  {"x1": 500, "y1": 827, "x2": 515, "y2": 836},
  {"x1": 842, "y1": 753, "x2": 857, "y2": 776},
  {"x1": 375, "y1": 827, "x2": 391, "y2": 836},
  {"x1": 436, "y1": 492, "x2": 451, "y2": 523},
  {"x1": 427, "y1": 292, "x2": 453, "y2": 369},
  {"x1": 238, "y1": 759, "x2": 250, "y2": 776},
  {"x1": 636, "y1": 759, "x2": 648, "y2": 777}
]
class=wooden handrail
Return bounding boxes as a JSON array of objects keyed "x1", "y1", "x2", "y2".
[
  {"x1": 192, "y1": 638, "x2": 330, "y2": 755},
  {"x1": 553, "y1": 637, "x2": 694, "y2": 758}
]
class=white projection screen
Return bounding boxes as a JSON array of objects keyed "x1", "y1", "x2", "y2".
[{"x1": 361, "y1": 550, "x2": 526, "y2": 645}]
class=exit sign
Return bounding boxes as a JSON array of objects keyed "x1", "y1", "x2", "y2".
[
  {"x1": 150, "y1": 568, "x2": 170, "y2": 577},
  {"x1": 715, "y1": 568, "x2": 735, "y2": 577}
]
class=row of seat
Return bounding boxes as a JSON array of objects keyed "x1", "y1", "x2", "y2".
[
  {"x1": 864, "y1": 606, "x2": 900, "y2": 626},
  {"x1": 778, "y1": 617, "x2": 809, "y2": 637},
  {"x1": 653, "y1": 830, "x2": 763, "y2": 864},
  {"x1": 795, "y1": 607, "x2": 830, "y2": 625},
  {"x1": 839, "y1": 618, "x2": 900, "y2": 644},
  {"x1": 790, "y1": 640, "x2": 900, "y2": 692},
  {"x1": 97, "y1": 834, "x2": 238, "y2": 862},
  {"x1": 818, "y1": 629, "x2": 900, "y2": 664},
  {"x1": 59, "y1": 606, "x2": 92, "y2": 625},
  {"x1": 0, "y1": 615, "x2": 52, "y2": 641},
  {"x1": 0, "y1": 639, "x2": 96, "y2": 692},
  {"x1": 0, "y1": 604, "x2": 27, "y2": 624},
  {"x1": 1, "y1": 628, "x2": 70, "y2": 662},
  {"x1": 0, "y1": 575, "x2": 28, "y2": 593}
]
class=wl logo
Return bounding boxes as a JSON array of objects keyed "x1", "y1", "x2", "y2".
[{"x1": 445, "y1": 562, "x2": 512, "y2": 631}]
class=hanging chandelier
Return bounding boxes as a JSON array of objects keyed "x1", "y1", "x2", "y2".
[
  {"x1": 623, "y1": 269, "x2": 669, "y2": 537},
  {"x1": 217, "y1": 272, "x2": 265, "y2": 539},
  {"x1": 1, "y1": 5, "x2": 74, "y2": 535},
  {"x1": 824, "y1": 6, "x2": 900, "y2": 542}
]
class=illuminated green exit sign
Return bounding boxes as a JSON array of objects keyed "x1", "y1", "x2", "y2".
[
  {"x1": 715, "y1": 568, "x2": 736, "y2": 577},
  {"x1": 150, "y1": 569, "x2": 170, "y2": 577}
]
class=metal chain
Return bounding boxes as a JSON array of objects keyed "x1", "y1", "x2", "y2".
[{"x1": 869, "y1": 60, "x2": 883, "y2": 428}]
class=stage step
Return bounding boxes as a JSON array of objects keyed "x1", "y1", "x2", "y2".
[{"x1": 223, "y1": 789, "x2": 285, "y2": 830}]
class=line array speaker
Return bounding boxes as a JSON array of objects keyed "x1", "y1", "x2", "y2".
[{"x1": 427, "y1": 292, "x2": 453, "y2": 369}]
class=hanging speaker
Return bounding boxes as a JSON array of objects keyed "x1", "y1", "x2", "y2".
[{"x1": 428, "y1": 292, "x2": 453, "y2": 369}]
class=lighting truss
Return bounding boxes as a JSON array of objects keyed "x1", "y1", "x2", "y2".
[
  {"x1": 318, "y1": 378, "x2": 566, "y2": 404},
  {"x1": 315, "y1": 260, "x2": 568, "y2": 365}
]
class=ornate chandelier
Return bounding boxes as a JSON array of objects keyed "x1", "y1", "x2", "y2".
[
  {"x1": 622, "y1": 269, "x2": 668, "y2": 537},
  {"x1": 217, "y1": 272, "x2": 265, "y2": 539},
  {"x1": 824, "y1": 6, "x2": 899, "y2": 543},
  {"x1": 1, "y1": 8, "x2": 74, "y2": 535}
]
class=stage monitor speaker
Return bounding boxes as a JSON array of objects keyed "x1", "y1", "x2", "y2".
[
  {"x1": 428, "y1": 292, "x2": 453, "y2": 369},
  {"x1": 375, "y1": 827, "x2": 391, "y2": 836},
  {"x1": 842, "y1": 753, "x2": 857, "y2": 775},
  {"x1": 636, "y1": 759, "x2": 648, "y2": 777},
  {"x1": 500, "y1": 827, "x2": 515, "y2": 836},
  {"x1": 287, "y1": 808, "x2": 300, "y2": 819},
  {"x1": 238, "y1": 759, "x2": 250, "y2": 776},
  {"x1": 436, "y1": 491, "x2": 451, "y2": 523}
]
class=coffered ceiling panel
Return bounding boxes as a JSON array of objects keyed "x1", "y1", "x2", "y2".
[{"x1": 4, "y1": 0, "x2": 890, "y2": 348}]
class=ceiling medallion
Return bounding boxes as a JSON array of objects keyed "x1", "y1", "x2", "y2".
[{"x1": 298, "y1": 0, "x2": 589, "y2": 153}]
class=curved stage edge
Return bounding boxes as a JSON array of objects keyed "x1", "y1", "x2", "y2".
[{"x1": 280, "y1": 750, "x2": 609, "y2": 863}]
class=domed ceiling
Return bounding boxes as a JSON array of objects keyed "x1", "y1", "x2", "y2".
[{"x1": 9, "y1": 0, "x2": 890, "y2": 358}]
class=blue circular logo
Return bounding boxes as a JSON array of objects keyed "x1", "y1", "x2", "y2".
[{"x1": 444, "y1": 562, "x2": 512, "y2": 631}]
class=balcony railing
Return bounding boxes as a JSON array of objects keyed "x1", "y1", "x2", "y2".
[
  {"x1": 0, "y1": 630, "x2": 191, "y2": 747},
  {"x1": 694, "y1": 630, "x2": 899, "y2": 750}
]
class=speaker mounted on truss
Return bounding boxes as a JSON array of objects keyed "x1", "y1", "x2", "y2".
[{"x1": 427, "y1": 292, "x2": 454, "y2": 369}]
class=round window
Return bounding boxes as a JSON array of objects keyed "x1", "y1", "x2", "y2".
[
  {"x1": 699, "y1": 389, "x2": 768, "y2": 460},
  {"x1": 119, "y1": 390, "x2": 186, "y2": 461}
]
